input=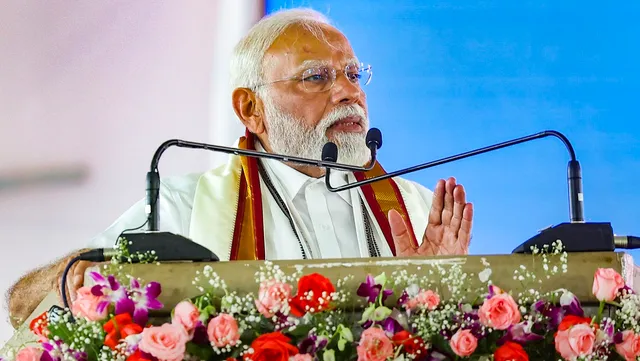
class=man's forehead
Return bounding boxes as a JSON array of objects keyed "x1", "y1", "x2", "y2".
[{"x1": 264, "y1": 24, "x2": 356, "y2": 76}]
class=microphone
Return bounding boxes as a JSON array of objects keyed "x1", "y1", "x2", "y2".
[
  {"x1": 146, "y1": 128, "x2": 382, "y2": 231},
  {"x1": 60, "y1": 233, "x2": 219, "y2": 312},
  {"x1": 321, "y1": 130, "x2": 639, "y2": 253},
  {"x1": 77, "y1": 232, "x2": 220, "y2": 263}
]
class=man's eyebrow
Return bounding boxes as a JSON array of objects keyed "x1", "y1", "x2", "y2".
[
  {"x1": 345, "y1": 56, "x2": 360, "y2": 67},
  {"x1": 295, "y1": 59, "x2": 331, "y2": 71},
  {"x1": 294, "y1": 57, "x2": 361, "y2": 72}
]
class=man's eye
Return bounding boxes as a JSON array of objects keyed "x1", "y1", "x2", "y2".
[
  {"x1": 347, "y1": 72, "x2": 362, "y2": 82},
  {"x1": 303, "y1": 73, "x2": 330, "y2": 82}
]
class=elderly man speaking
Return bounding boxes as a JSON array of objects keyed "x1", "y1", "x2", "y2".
[{"x1": 6, "y1": 8, "x2": 474, "y2": 327}]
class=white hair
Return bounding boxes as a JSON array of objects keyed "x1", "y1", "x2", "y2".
[{"x1": 229, "y1": 8, "x2": 332, "y2": 90}]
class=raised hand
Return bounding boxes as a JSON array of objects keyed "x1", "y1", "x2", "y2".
[{"x1": 389, "y1": 177, "x2": 473, "y2": 256}]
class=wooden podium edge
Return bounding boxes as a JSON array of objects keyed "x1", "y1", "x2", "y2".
[{"x1": 2, "y1": 252, "x2": 639, "y2": 353}]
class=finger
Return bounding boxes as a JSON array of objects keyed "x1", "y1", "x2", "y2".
[
  {"x1": 428, "y1": 179, "x2": 446, "y2": 225},
  {"x1": 389, "y1": 209, "x2": 415, "y2": 256},
  {"x1": 441, "y1": 177, "x2": 456, "y2": 226},
  {"x1": 450, "y1": 184, "x2": 466, "y2": 233},
  {"x1": 457, "y1": 203, "x2": 474, "y2": 250}
]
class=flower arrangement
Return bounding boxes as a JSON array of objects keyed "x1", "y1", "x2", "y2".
[{"x1": 4, "y1": 241, "x2": 640, "y2": 361}]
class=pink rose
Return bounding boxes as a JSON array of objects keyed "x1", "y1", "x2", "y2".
[
  {"x1": 593, "y1": 268, "x2": 625, "y2": 302},
  {"x1": 172, "y1": 301, "x2": 200, "y2": 334},
  {"x1": 15, "y1": 346, "x2": 42, "y2": 361},
  {"x1": 554, "y1": 323, "x2": 595, "y2": 360},
  {"x1": 357, "y1": 327, "x2": 394, "y2": 361},
  {"x1": 255, "y1": 280, "x2": 292, "y2": 318},
  {"x1": 615, "y1": 330, "x2": 640, "y2": 361},
  {"x1": 289, "y1": 354, "x2": 313, "y2": 361},
  {"x1": 207, "y1": 313, "x2": 241, "y2": 348},
  {"x1": 71, "y1": 286, "x2": 108, "y2": 321},
  {"x1": 450, "y1": 329, "x2": 478, "y2": 357},
  {"x1": 405, "y1": 290, "x2": 440, "y2": 310},
  {"x1": 139, "y1": 323, "x2": 189, "y2": 361},
  {"x1": 478, "y1": 293, "x2": 521, "y2": 330}
]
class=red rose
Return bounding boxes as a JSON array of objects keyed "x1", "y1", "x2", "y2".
[
  {"x1": 494, "y1": 341, "x2": 529, "y2": 361},
  {"x1": 103, "y1": 313, "x2": 143, "y2": 349},
  {"x1": 126, "y1": 350, "x2": 154, "y2": 361},
  {"x1": 392, "y1": 330, "x2": 428, "y2": 358},
  {"x1": 29, "y1": 311, "x2": 49, "y2": 342},
  {"x1": 289, "y1": 273, "x2": 335, "y2": 317},
  {"x1": 248, "y1": 332, "x2": 298, "y2": 361},
  {"x1": 558, "y1": 315, "x2": 592, "y2": 332}
]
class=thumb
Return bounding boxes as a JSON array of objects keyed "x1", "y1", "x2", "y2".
[{"x1": 388, "y1": 209, "x2": 413, "y2": 255}]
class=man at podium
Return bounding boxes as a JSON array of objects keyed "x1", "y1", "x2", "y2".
[{"x1": 6, "y1": 8, "x2": 474, "y2": 327}]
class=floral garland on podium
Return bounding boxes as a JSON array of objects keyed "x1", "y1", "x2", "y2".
[{"x1": 4, "y1": 241, "x2": 640, "y2": 361}]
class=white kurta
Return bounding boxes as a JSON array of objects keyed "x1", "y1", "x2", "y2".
[{"x1": 89, "y1": 153, "x2": 434, "y2": 261}]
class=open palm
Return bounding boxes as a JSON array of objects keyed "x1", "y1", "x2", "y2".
[{"x1": 389, "y1": 177, "x2": 473, "y2": 256}]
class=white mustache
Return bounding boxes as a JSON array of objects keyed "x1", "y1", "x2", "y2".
[{"x1": 317, "y1": 104, "x2": 368, "y2": 131}]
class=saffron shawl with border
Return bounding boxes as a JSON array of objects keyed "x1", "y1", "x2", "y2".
[{"x1": 189, "y1": 131, "x2": 427, "y2": 261}]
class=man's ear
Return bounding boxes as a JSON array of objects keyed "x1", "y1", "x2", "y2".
[{"x1": 231, "y1": 88, "x2": 265, "y2": 135}]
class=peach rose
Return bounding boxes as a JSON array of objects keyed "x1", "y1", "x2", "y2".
[
  {"x1": 71, "y1": 286, "x2": 108, "y2": 321},
  {"x1": 593, "y1": 268, "x2": 625, "y2": 302},
  {"x1": 405, "y1": 290, "x2": 440, "y2": 310},
  {"x1": 139, "y1": 323, "x2": 189, "y2": 361},
  {"x1": 255, "y1": 280, "x2": 292, "y2": 318},
  {"x1": 554, "y1": 323, "x2": 595, "y2": 360},
  {"x1": 450, "y1": 329, "x2": 477, "y2": 357},
  {"x1": 289, "y1": 354, "x2": 313, "y2": 361},
  {"x1": 357, "y1": 327, "x2": 394, "y2": 361},
  {"x1": 207, "y1": 313, "x2": 241, "y2": 348},
  {"x1": 15, "y1": 346, "x2": 42, "y2": 361},
  {"x1": 615, "y1": 330, "x2": 640, "y2": 361},
  {"x1": 172, "y1": 301, "x2": 200, "y2": 334},
  {"x1": 478, "y1": 293, "x2": 521, "y2": 330}
]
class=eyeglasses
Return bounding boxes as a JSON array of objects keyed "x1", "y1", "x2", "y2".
[{"x1": 254, "y1": 62, "x2": 373, "y2": 93}]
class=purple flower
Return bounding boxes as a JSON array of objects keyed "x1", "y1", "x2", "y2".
[
  {"x1": 532, "y1": 300, "x2": 563, "y2": 330},
  {"x1": 601, "y1": 318, "x2": 615, "y2": 342},
  {"x1": 41, "y1": 340, "x2": 87, "y2": 361},
  {"x1": 357, "y1": 275, "x2": 392, "y2": 304},
  {"x1": 487, "y1": 284, "x2": 502, "y2": 299},
  {"x1": 191, "y1": 322, "x2": 209, "y2": 345},
  {"x1": 397, "y1": 290, "x2": 409, "y2": 307},
  {"x1": 89, "y1": 272, "x2": 130, "y2": 316},
  {"x1": 451, "y1": 306, "x2": 486, "y2": 339},
  {"x1": 128, "y1": 278, "x2": 163, "y2": 325},
  {"x1": 559, "y1": 290, "x2": 584, "y2": 317},
  {"x1": 499, "y1": 321, "x2": 544, "y2": 345},
  {"x1": 298, "y1": 334, "x2": 328, "y2": 355},
  {"x1": 621, "y1": 285, "x2": 636, "y2": 295},
  {"x1": 381, "y1": 317, "x2": 404, "y2": 336},
  {"x1": 614, "y1": 331, "x2": 625, "y2": 344}
]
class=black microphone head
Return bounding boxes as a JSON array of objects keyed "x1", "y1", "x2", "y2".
[
  {"x1": 366, "y1": 128, "x2": 383, "y2": 149},
  {"x1": 322, "y1": 142, "x2": 339, "y2": 162}
]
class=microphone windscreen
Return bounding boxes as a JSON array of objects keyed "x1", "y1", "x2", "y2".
[
  {"x1": 322, "y1": 142, "x2": 339, "y2": 162},
  {"x1": 366, "y1": 128, "x2": 383, "y2": 149}
]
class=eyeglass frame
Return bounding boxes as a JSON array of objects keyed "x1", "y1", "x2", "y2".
[{"x1": 251, "y1": 60, "x2": 373, "y2": 93}]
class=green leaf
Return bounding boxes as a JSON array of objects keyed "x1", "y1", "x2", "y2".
[
  {"x1": 186, "y1": 341, "x2": 215, "y2": 361},
  {"x1": 322, "y1": 349, "x2": 336, "y2": 361},
  {"x1": 287, "y1": 323, "x2": 314, "y2": 339},
  {"x1": 359, "y1": 304, "x2": 375, "y2": 324},
  {"x1": 372, "y1": 306, "x2": 392, "y2": 321},
  {"x1": 374, "y1": 273, "x2": 387, "y2": 286},
  {"x1": 337, "y1": 338, "x2": 347, "y2": 351},
  {"x1": 338, "y1": 326, "x2": 353, "y2": 342}
]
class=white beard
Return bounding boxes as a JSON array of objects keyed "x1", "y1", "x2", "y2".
[{"x1": 261, "y1": 94, "x2": 371, "y2": 167}]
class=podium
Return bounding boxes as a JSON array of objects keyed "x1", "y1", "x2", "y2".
[{"x1": 2, "y1": 251, "x2": 640, "y2": 358}]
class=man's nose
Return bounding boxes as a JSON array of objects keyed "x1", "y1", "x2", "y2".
[{"x1": 331, "y1": 74, "x2": 362, "y2": 105}]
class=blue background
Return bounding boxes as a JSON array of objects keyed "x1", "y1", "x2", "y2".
[{"x1": 265, "y1": 1, "x2": 639, "y2": 258}]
